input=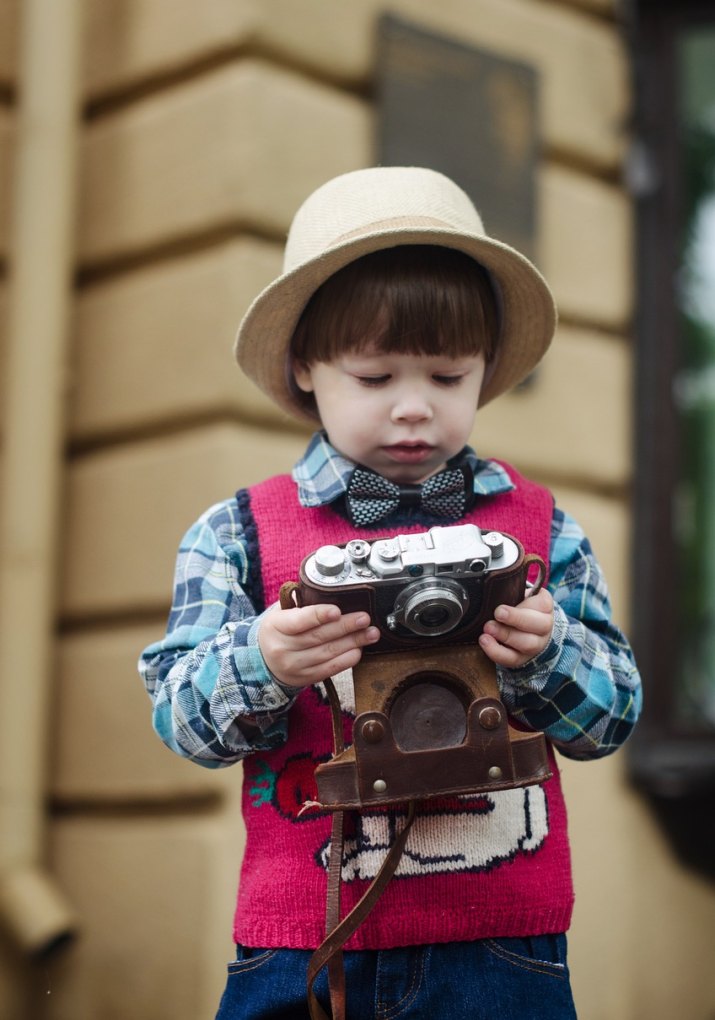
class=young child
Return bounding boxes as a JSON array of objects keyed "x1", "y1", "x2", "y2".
[{"x1": 139, "y1": 166, "x2": 642, "y2": 1020}]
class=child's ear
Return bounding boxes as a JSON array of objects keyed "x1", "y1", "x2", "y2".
[{"x1": 292, "y1": 358, "x2": 314, "y2": 393}]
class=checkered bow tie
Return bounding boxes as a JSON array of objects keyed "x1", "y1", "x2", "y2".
[{"x1": 345, "y1": 464, "x2": 473, "y2": 527}]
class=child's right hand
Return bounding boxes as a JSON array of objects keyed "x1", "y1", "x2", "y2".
[{"x1": 258, "y1": 604, "x2": 381, "y2": 688}]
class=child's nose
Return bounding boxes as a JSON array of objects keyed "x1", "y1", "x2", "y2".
[{"x1": 390, "y1": 390, "x2": 433, "y2": 423}]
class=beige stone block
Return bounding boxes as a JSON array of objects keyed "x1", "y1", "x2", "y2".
[
  {"x1": 567, "y1": 0, "x2": 615, "y2": 14},
  {"x1": 53, "y1": 624, "x2": 242, "y2": 801},
  {"x1": 81, "y1": 0, "x2": 369, "y2": 97},
  {"x1": 0, "y1": 107, "x2": 12, "y2": 257},
  {"x1": 82, "y1": 0, "x2": 256, "y2": 98},
  {"x1": 47, "y1": 813, "x2": 243, "y2": 1020},
  {"x1": 70, "y1": 238, "x2": 285, "y2": 441},
  {"x1": 0, "y1": 281, "x2": 6, "y2": 369},
  {"x1": 549, "y1": 483, "x2": 631, "y2": 629},
  {"x1": 61, "y1": 423, "x2": 307, "y2": 619},
  {"x1": 78, "y1": 60, "x2": 371, "y2": 265},
  {"x1": 238, "y1": 1, "x2": 376, "y2": 87},
  {"x1": 541, "y1": 165, "x2": 633, "y2": 330},
  {"x1": 0, "y1": 943, "x2": 34, "y2": 1020},
  {"x1": 0, "y1": 0, "x2": 18, "y2": 86},
  {"x1": 1, "y1": 281, "x2": 7, "y2": 446},
  {"x1": 475, "y1": 326, "x2": 633, "y2": 489}
]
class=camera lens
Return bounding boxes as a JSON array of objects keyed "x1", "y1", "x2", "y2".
[
  {"x1": 409, "y1": 593, "x2": 461, "y2": 634},
  {"x1": 392, "y1": 579, "x2": 468, "y2": 636},
  {"x1": 417, "y1": 605, "x2": 450, "y2": 628}
]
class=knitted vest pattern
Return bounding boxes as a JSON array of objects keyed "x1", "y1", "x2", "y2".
[{"x1": 233, "y1": 464, "x2": 574, "y2": 950}]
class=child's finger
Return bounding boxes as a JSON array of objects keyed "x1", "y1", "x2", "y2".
[
  {"x1": 303, "y1": 638, "x2": 376, "y2": 678},
  {"x1": 492, "y1": 601, "x2": 553, "y2": 636},
  {"x1": 273, "y1": 605, "x2": 377, "y2": 649},
  {"x1": 481, "y1": 612, "x2": 551, "y2": 650},
  {"x1": 273, "y1": 603, "x2": 343, "y2": 636},
  {"x1": 480, "y1": 622, "x2": 547, "y2": 660},
  {"x1": 522, "y1": 587, "x2": 554, "y2": 612},
  {"x1": 307, "y1": 622, "x2": 381, "y2": 665},
  {"x1": 267, "y1": 627, "x2": 379, "y2": 687},
  {"x1": 478, "y1": 632, "x2": 531, "y2": 669},
  {"x1": 478, "y1": 592, "x2": 555, "y2": 667},
  {"x1": 308, "y1": 610, "x2": 377, "y2": 647}
]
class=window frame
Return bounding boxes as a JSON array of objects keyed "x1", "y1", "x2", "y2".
[{"x1": 630, "y1": 0, "x2": 715, "y2": 803}]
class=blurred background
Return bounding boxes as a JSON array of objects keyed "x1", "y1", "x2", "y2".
[{"x1": 1, "y1": 0, "x2": 714, "y2": 1017}]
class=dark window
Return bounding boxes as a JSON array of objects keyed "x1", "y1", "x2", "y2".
[{"x1": 376, "y1": 15, "x2": 539, "y2": 261}]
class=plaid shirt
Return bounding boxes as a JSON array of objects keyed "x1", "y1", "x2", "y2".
[{"x1": 139, "y1": 433, "x2": 642, "y2": 768}]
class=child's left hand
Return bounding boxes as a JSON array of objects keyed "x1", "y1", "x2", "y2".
[{"x1": 478, "y1": 587, "x2": 554, "y2": 669}]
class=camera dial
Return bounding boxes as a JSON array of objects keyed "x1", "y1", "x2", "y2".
[
  {"x1": 346, "y1": 540, "x2": 370, "y2": 564},
  {"x1": 483, "y1": 532, "x2": 504, "y2": 558},
  {"x1": 312, "y1": 545, "x2": 350, "y2": 581}
]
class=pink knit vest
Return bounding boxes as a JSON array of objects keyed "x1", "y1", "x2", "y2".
[{"x1": 233, "y1": 463, "x2": 574, "y2": 949}]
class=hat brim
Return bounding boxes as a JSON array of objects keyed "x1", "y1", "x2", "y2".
[{"x1": 234, "y1": 226, "x2": 556, "y2": 421}]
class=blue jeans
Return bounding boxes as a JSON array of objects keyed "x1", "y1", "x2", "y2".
[{"x1": 215, "y1": 935, "x2": 578, "y2": 1019}]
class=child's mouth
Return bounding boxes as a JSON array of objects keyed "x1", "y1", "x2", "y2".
[{"x1": 383, "y1": 443, "x2": 434, "y2": 464}]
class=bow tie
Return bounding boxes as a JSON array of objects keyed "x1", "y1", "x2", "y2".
[{"x1": 345, "y1": 464, "x2": 474, "y2": 527}]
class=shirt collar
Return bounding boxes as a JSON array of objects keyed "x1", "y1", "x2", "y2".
[{"x1": 291, "y1": 430, "x2": 515, "y2": 508}]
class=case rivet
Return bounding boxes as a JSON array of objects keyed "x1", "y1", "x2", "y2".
[
  {"x1": 373, "y1": 779, "x2": 387, "y2": 793},
  {"x1": 362, "y1": 720, "x2": 385, "y2": 743},
  {"x1": 478, "y1": 706, "x2": 502, "y2": 730},
  {"x1": 488, "y1": 766, "x2": 503, "y2": 780}
]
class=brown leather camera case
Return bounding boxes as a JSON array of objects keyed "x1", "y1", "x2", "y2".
[{"x1": 314, "y1": 642, "x2": 551, "y2": 809}]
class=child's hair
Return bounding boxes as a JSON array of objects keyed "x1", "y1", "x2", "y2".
[{"x1": 289, "y1": 245, "x2": 499, "y2": 416}]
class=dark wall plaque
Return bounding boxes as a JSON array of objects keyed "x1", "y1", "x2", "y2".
[{"x1": 377, "y1": 15, "x2": 540, "y2": 263}]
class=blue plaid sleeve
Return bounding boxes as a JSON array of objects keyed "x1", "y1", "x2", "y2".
[
  {"x1": 498, "y1": 506, "x2": 642, "y2": 760},
  {"x1": 137, "y1": 498, "x2": 299, "y2": 768}
]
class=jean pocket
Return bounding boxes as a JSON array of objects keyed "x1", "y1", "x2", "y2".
[
  {"x1": 484, "y1": 935, "x2": 569, "y2": 979},
  {"x1": 226, "y1": 945, "x2": 278, "y2": 975}
]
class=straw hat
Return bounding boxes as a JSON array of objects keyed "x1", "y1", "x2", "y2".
[{"x1": 234, "y1": 166, "x2": 556, "y2": 421}]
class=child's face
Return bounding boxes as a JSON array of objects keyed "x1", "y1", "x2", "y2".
[{"x1": 293, "y1": 348, "x2": 486, "y2": 483}]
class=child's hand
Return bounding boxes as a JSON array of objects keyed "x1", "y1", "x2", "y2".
[
  {"x1": 478, "y1": 587, "x2": 554, "y2": 669},
  {"x1": 258, "y1": 604, "x2": 381, "y2": 688}
]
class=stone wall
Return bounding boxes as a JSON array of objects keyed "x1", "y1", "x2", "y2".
[{"x1": 1, "y1": 1, "x2": 715, "y2": 1018}]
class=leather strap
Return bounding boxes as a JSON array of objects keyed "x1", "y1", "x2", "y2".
[
  {"x1": 307, "y1": 801, "x2": 417, "y2": 1020},
  {"x1": 324, "y1": 810, "x2": 346, "y2": 1020},
  {"x1": 323, "y1": 679, "x2": 347, "y2": 1020},
  {"x1": 307, "y1": 675, "x2": 418, "y2": 1020}
]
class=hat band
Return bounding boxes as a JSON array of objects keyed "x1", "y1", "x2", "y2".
[{"x1": 329, "y1": 214, "x2": 471, "y2": 247}]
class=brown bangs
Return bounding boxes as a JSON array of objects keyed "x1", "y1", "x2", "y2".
[{"x1": 290, "y1": 245, "x2": 499, "y2": 365}]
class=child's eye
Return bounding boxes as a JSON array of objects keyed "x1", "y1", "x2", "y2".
[
  {"x1": 433, "y1": 375, "x2": 464, "y2": 386},
  {"x1": 355, "y1": 375, "x2": 390, "y2": 387}
]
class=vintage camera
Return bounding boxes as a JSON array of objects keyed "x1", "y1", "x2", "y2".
[
  {"x1": 297, "y1": 524, "x2": 543, "y2": 653},
  {"x1": 284, "y1": 524, "x2": 551, "y2": 809}
]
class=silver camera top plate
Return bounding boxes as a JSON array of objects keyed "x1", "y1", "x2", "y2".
[{"x1": 304, "y1": 524, "x2": 520, "y2": 587}]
